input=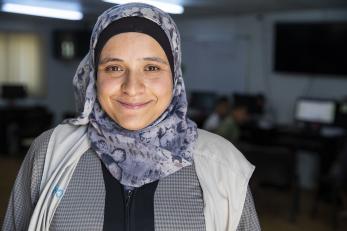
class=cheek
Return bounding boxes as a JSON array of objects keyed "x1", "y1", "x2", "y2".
[
  {"x1": 148, "y1": 78, "x2": 173, "y2": 102},
  {"x1": 97, "y1": 77, "x2": 120, "y2": 98}
]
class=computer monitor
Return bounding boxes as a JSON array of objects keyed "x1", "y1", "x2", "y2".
[
  {"x1": 189, "y1": 91, "x2": 218, "y2": 112},
  {"x1": 233, "y1": 93, "x2": 265, "y2": 115},
  {"x1": 1, "y1": 84, "x2": 27, "y2": 100},
  {"x1": 294, "y1": 98, "x2": 336, "y2": 125}
]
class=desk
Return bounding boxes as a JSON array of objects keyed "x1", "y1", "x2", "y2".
[
  {"x1": 239, "y1": 123, "x2": 346, "y2": 221},
  {"x1": 0, "y1": 106, "x2": 53, "y2": 155},
  {"x1": 241, "y1": 124, "x2": 345, "y2": 174}
]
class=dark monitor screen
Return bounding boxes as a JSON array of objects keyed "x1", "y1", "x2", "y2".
[
  {"x1": 274, "y1": 22, "x2": 347, "y2": 76},
  {"x1": 1, "y1": 85, "x2": 27, "y2": 100},
  {"x1": 294, "y1": 98, "x2": 336, "y2": 124},
  {"x1": 233, "y1": 93, "x2": 265, "y2": 115},
  {"x1": 189, "y1": 91, "x2": 218, "y2": 112}
]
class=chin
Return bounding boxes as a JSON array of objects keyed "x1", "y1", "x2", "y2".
[
  {"x1": 117, "y1": 120, "x2": 151, "y2": 131},
  {"x1": 122, "y1": 125, "x2": 145, "y2": 131},
  {"x1": 110, "y1": 111, "x2": 159, "y2": 131}
]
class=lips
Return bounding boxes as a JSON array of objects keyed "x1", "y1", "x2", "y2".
[{"x1": 117, "y1": 100, "x2": 152, "y2": 110}]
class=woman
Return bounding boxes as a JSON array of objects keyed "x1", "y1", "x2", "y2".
[{"x1": 2, "y1": 3, "x2": 260, "y2": 231}]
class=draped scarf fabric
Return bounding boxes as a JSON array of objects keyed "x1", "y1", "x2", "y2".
[{"x1": 66, "y1": 3, "x2": 198, "y2": 188}]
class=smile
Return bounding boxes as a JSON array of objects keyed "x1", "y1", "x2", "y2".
[{"x1": 117, "y1": 100, "x2": 152, "y2": 110}]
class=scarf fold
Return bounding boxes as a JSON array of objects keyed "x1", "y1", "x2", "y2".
[{"x1": 66, "y1": 3, "x2": 198, "y2": 188}]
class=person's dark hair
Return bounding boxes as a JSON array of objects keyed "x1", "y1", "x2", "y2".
[
  {"x1": 215, "y1": 96, "x2": 229, "y2": 106},
  {"x1": 214, "y1": 96, "x2": 230, "y2": 116}
]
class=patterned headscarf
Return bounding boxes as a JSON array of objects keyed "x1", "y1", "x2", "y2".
[{"x1": 66, "y1": 3, "x2": 198, "y2": 188}]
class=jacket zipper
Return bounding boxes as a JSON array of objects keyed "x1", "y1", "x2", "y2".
[{"x1": 125, "y1": 189, "x2": 135, "y2": 231}]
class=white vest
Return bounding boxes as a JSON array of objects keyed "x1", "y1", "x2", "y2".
[{"x1": 28, "y1": 124, "x2": 254, "y2": 231}]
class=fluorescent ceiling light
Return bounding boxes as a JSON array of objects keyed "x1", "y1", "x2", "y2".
[
  {"x1": 1, "y1": 3, "x2": 83, "y2": 20},
  {"x1": 102, "y1": 0, "x2": 184, "y2": 14}
]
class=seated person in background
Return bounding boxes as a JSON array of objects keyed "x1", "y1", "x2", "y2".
[
  {"x1": 203, "y1": 96, "x2": 230, "y2": 131},
  {"x1": 216, "y1": 104, "x2": 249, "y2": 143}
]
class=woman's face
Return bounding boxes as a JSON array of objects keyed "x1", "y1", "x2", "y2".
[{"x1": 97, "y1": 32, "x2": 173, "y2": 131}]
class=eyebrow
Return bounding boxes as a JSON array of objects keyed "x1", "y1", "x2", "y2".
[
  {"x1": 142, "y1": 57, "x2": 168, "y2": 65},
  {"x1": 99, "y1": 57, "x2": 124, "y2": 65},
  {"x1": 99, "y1": 56, "x2": 169, "y2": 65}
]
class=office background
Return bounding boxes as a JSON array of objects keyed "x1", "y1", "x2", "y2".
[{"x1": 1, "y1": 0, "x2": 347, "y2": 230}]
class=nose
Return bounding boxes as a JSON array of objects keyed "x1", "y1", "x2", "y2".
[{"x1": 121, "y1": 70, "x2": 145, "y2": 96}]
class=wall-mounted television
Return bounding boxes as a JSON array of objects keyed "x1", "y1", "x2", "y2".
[{"x1": 274, "y1": 22, "x2": 347, "y2": 76}]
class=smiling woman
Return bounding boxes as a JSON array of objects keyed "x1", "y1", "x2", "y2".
[
  {"x1": 2, "y1": 3, "x2": 260, "y2": 231},
  {"x1": 97, "y1": 32, "x2": 173, "y2": 131}
]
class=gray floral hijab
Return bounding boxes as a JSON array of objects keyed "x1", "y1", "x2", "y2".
[{"x1": 67, "y1": 3, "x2": 198, "y2": 188}]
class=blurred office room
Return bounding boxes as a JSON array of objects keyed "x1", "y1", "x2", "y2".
[{"x1": 1, "y1": 0, "x2": 347, "y2": 230}]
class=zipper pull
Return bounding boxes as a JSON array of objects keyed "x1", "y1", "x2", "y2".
[{"x1": 126, "y1": 190, "x2": 133, "y2": 206}]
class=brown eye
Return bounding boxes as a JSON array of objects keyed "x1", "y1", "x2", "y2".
[
  {"x1": 105, "y1": 65, "x2": 123, "y2": 72},
  {"x1": 145, "y1": 65, "x2": 160, "y2": 72}
]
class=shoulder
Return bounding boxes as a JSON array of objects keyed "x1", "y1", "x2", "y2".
[
  {"x1": 28, "y1": 123, "x2": 86, "y2": 173},
  {"x1": 28, "y1": 122, "x2": 81, "y2": 156},
  {"x1": 29, "y1": 128, "x2": 55, "y2": 163},
  {"x1": 205, "y1": 113, "x2": 219, "y2": 124},
  {"x1": 28, "y1": 127, "x2": 57, "y2": 173},
  {"x1": 203, "y1": 114, "x2": 220, "y2": 130},
  {"x1": 206, "y1": 113, "x2": 218, "y2": 120},
  {"x1": 41, "y1": 123, "x2": 89, "y2": 148},
  {"x1": 193, "y1": 129, "x2": 255, "y2": 230},
  {"x1": 19, "y1": 128, "x2": 55, "y2": 203},
  {"x1": 194, "y1": 129, "x2": 254, "y2": 178}
]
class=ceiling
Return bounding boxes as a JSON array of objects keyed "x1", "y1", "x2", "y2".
[
  {"x1": 1, "y1": 0, "x2": 347, "y2": 22},
  {"x1": 77, "y1": 0, "x2": 347, "y2": 18}
]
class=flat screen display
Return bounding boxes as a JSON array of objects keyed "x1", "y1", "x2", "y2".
[
  {"x1": 274, "y1": 22, "x2": 347, "y2": 76},
  {"x1": 1, "y1": 84, "x2": 27, "y2": 100},
  {"x1": 295, "y1": 99, "x2": 336, "y2": 124},
  {"x1": 189, "y1": 91, "x2": 218, "y2": 111}
]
